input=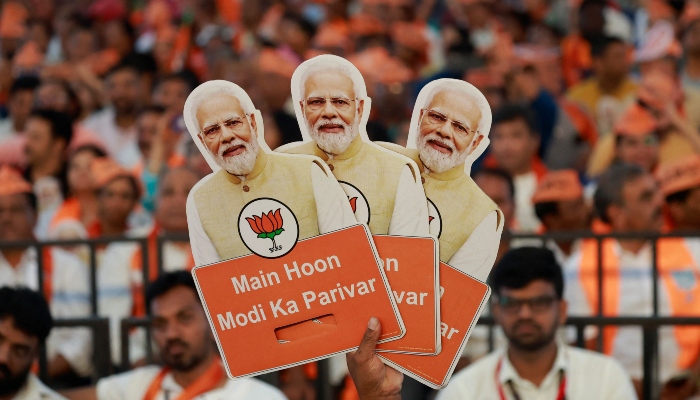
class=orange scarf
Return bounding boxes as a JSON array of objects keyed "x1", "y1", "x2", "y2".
[{"x1": 142, "y1": 359, "x2": 226, "y2": 400}]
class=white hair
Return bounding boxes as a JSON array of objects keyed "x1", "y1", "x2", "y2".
[
  {"x1": 296, "y1": 55, "x2": 367, "y2": 101},
  {"x1": 421, "y1": 80, "x2": 492, "y2": 137},
  {"x1": 187, "y1": 80, "x2": 257, "y2": 133}
]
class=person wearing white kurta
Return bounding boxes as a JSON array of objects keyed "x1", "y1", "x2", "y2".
[
  {"x1": 0, "y1": 247, "x2": 92, "y2": 377},
  {"x1": 95, "y1": 366, "x2": 286, "y2": 400},
  {"x1": 11, "y1": 373, "x2": 67, "y2": 400},
  {"x1": 437, "y1": 342, "x2": 637, "y2": 400}
]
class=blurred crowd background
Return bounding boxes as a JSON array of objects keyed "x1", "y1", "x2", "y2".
[{"x1": 2, "y1": 0, "x2": 700, "y2": 398}]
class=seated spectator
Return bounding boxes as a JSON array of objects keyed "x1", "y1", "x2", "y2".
[
  {"x1": 0, "y1": 287, "x2": 63, "y2": 399},
  {"x1": 487, "y1": 104, "x2": 546, "y2": 232},
  {"x1": 23, "y1": 109, "x2": 74, "y2": 212},
  {"x1": 578, "y1": 163, "x2": 700, "y2": 395},
  {"x1": 531, "y1": 170, "x2": 592, "y2": 322},
  {"x1": 66, "y1": 271, "x2": 286, "y2": 399},
  {"x1": 658, "y1": 155, "x2": 700, "y2": 232},
  {"x1": 682, "y1": 15, "x2": 700, "y2": 90},
  {"x1": 83, "y1": 63, "x2": 142, "y2": 169},
  {"x1": 50, "y1": 144, "x2": 108, "y2": 240},
  {"x1": 473, "y1": 167, "x2": 516, "y2": 265},
  {"x1": 151, "y1": 71, "x2": 197, "y2": 115},
  {"x1": 0, "y1": 76, "x2": 40, "y2": 144},
  {"x1": 560, "y1": 0, "x2": 605, "y2": 87},
  {"x1": 134, "y1": 106, "x2": 185, "y2": 213},
  {"x1": 88, "y1": 158, "x2": 141, "y2": 238},
  {"x1": 588, "y1": 71, "x2": 700, "y2": 176},
  {"x1": 567, "y1": 36, "x2": 637, "y2": 134},
  {"x1": 0, "y1": 166, "x2": 91, "y2": 379},
  {"x1": 436, "y1": 247, "x2": 636, "y2": 399}
]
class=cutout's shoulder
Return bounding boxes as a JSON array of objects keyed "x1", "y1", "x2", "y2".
[{"x1": 376, "y1": 142, "x2": 420, "y2": 163}]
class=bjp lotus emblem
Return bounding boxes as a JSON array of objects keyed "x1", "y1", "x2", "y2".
[
  {"x1": 348, "y1": 197, "x2": 358, "y2": 213},
  {"x1": 246, "y1": 209, "x2": 285, "y2": 253}
]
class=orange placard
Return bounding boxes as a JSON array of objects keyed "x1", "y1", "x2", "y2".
[
  {"x1": 379, "y1": 262, "x2": 490, "y2": 389},
  {"x1": 193, "y1": 224, "x2": 404, "y2": 379},
  {"x1": 373, "y1": 235, "x2": 440, "y2": 355}
]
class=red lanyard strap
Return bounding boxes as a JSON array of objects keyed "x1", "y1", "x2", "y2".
[{"x1": 495, "y1": 358, "x2": 567, "y2": 400}]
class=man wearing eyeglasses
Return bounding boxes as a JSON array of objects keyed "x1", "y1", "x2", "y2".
[
  {"x1": 436, "y1": 247, "x2": 637, "y2": 399},
  {"x1": 280, "y1": 55, "x2": 429, "y2": 237},
  {"x1": 382, "y1": 79, "x2": 503, "y2": 281},
  {"x1": 184, "y1": 80, "x2": 356, "y2": 266}
]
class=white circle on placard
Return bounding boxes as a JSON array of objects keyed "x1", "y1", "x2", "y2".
[
  {"x1": 339, "y1": 181, "x2": 370, "y2": 225},
  {"x1": 427, "y1": 198, "x2": 442, "y2": 238},
  {"x1": 238, "y1": 198, "x2": 299, "y2": 258}
]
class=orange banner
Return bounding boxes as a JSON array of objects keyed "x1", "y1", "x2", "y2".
[
  {"x1": 379, "y1": 262, "x2": 490, "y2": 388},
  {"x1": 193, "y1": 225, "x2": 404, "y2": 379},
  {"x1": 373, "y1": 235, "x2": 440, "y2": 355}
]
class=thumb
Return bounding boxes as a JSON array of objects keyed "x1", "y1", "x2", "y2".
[{"x1": 355, "y1": 317, "x2": 381, "y2": 364}]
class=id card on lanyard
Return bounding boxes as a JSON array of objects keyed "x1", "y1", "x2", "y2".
[{"x1": 494, "y1": 357, "x2": 567, "y2": 400}]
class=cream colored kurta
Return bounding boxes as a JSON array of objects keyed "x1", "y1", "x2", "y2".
[
  {"x1": 280, "y1": 136, "x2": 429, "y2": 236},
  {"x1": 187, "y1": 150, "x2": 356, "y2": 266},
  {"x1": 379, "y1": 144, "x2": 503, "y2": 281}
]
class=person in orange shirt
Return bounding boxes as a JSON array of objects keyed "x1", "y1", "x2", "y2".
[{"x1": 575, "y1": 163, "x2": 700, "y2": 397}]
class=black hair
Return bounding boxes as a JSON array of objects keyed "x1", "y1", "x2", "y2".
[
  {"x1": 590, "y1": 35, "x2": 624, "y2": 58},
  {"x1": 594, "y1": 163, "x2": 646, "y2": 224},
  {"x1": 0, "y1": 287, "x2": 53, "y2": 343},
  {"x1": 138, "y1": 104, "x2": 166, "y2": 117},
  {"x1": 578, "y1": 0, "x2": 606, "y2": 13},
  {"x1": 534, "y1": 201, "x2": 559, "y2": 222},
  {"x1": 281, "y1": 11, "x2": 317, "y2": 39},
  {"x1": 119, "y1": 52, "x2": 158, "y2": 75},
  {"x1": 110, "y1": 17, "x2": 135, "y2": 42},
  {"x1": 473, "y1": 167, "x2": 515, "y2": 201},
  {"x1": 25, "y1": 192, "x2": 38, "y2": 212},
  {"x1": 146, "y1": 271, "x2": 198, "y2": 312},
  {"x1": 10, "y1": 76, "x2": 41, "y2": 97},
  {"x1": 492, "y1": 103, "x2": 539, "y2": 137},
  {"x1": 98, "y1": 175, "x2": 140, "y2": 201},
  {"x1": 666, "y1": 188, "x2": 693, "y2": 204},
  {"x1": 71, "y1": 144, "x2": 108, "y2": 159},
  {"x1": 105, "y1": 61, "x2": 140, "y2": 79},
  {"x1": 28, "y1": 109, "x2": 73, "y2": 145},
  {"x1": 489, "y1": 247, "x2": 564, "y2": 299},
  {"x1": 154, "y1": 70, "x2": 199, "y2": 94}
]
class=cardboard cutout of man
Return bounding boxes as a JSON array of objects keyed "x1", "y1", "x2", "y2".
[
  {"x1": 382, "y1": 79, "x2": 504, "y2": 281},
  {"x1": 184, "y1": 80, "x2": 356, "y2": 266},
  {"x1": 277, "y1": 55, "x2": 429, "y2": 237}
]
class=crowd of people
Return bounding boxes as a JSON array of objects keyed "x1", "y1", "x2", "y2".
[{"x1": 1, "y1": 0, "x2": 700, "y2": 398}]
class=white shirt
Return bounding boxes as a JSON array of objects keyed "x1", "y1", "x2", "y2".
[
  {"x1": 438, "y1": 343, "x2": 637, "y2": 400},
  {"x1": 513, "y1": 171, "x2": 540, "y2": 233},
  {"x1": 187, "y1": 162, "x2": 357, "y2": 266},
  {"x1": 11, "y1": 373, "x2": 66, "y2": 400},
  {"x1": 83, "y1": 108, "x2": 142, "y2": 168},
  {"x1": 0, "y1": 248, "x2": 93, "y2": 376},
  {"x1": 387, "y1": 165, "x2": 430, "y2": 236},
  {"x1": 446, "y1": 211, "x2": 503, "y2": 282},
  {"x1": 96, "y1": 365, "x2": 287, "y2": 400}
]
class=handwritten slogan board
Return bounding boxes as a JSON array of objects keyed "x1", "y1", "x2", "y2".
[
  {"x1": 373, "y1": 235, "x2": 440, "y2": 355},
  {"x1": 380, "y1": 262, "x2": 490, "y2": 389},
  {"x1": 192, "y1": 224, "x2": 404, "y2": 379}
]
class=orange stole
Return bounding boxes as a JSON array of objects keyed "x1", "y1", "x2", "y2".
[
  {"x1": 142, "y1": 358, "x2": 226, "y2": 400},
  {"x1": 579, "y1": 238, "x2": 700, "y2": 369}
]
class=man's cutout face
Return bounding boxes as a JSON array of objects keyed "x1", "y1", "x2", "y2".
[
  {"x1": 417, "y1": 90, "x2": 483, "y2": 172},
  {"x1": 301, "y1": 71, "x2": 364, "y2": 154},
  {"x1": 196, "y1": 93, "x2": 259, "y2": 176}
]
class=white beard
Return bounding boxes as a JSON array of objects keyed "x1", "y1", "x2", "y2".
[
  {"x1": 306, "y1": 114, "x2": 359, "y2": 155},
  {"x1": 211, "y1": 134, "x2": 260, "y2": 176},
  {"x1": 417, "y1": 131, "x2": 469, "y2": 173}
]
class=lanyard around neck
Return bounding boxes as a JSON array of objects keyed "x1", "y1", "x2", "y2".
[{"x1": 495, "y1": 357, "x2": 567, "y2": 400}]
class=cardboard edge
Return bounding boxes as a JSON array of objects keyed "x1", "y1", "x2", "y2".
[
  {"x1": 377, "y1": 263, "x2": 491, "y2": 390},
  {"x1": 191, "y1": 223, "x2": 406, "y2": 379}
]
